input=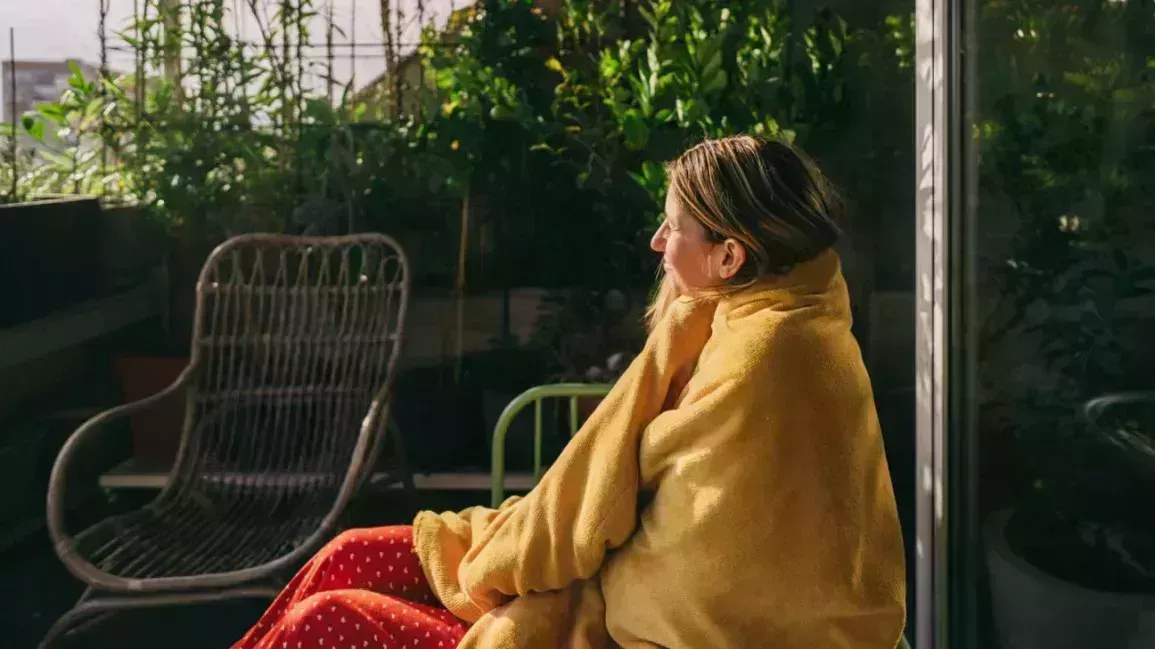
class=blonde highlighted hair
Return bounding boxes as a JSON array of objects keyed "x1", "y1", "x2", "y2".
[{"x1": 646, "y1": 135, "x2": 844, "y2": 330}]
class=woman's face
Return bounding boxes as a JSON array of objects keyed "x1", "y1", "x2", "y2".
[{"x1": 651, "y1": 192, "x2": 726, "y2": 293}]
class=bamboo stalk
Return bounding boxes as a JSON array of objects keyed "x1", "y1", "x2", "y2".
[
  {"x1": 8, "y1": 28, "x2": 16, "y2": 202},
  {"x1": 392, "y1": 1, "x2": 404, "y2": 116},
  {"x1": 159, "y1": 0, "x2": 184, "y2": 106},
  {"x1": 326, "y1": 1, "x2": 334, "y2": 104},
  {"x1": 453, "y1": 178, "x2": 472, "y2": 384}
]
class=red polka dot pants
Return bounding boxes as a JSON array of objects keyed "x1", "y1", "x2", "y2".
[{"x1": 233, "y1": 525, "x2": 468, "y2": 649}]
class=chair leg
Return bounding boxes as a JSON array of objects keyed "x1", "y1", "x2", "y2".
[
  {"x1": 348, "y1": 413, "x2": 419, "y2": 524},
  {"x1": 387, "y1": 415, "x2": 419, "y2": 512},
  {"x1": 39, "y1": 584, "x2": 282, "y2": 648},
  {"x1": 39, "y1": 589, "x2": 106, "y2": 649}
]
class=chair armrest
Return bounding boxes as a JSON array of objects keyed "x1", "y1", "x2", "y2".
[
  {"x1": 490, "y1": 383, "x2": 613, "y2": 507},
  {"x1": 1083, "y1": 390, "x2": 1155, "y2": 425},
  {"x1": 46, "y1": 365, "x2": 197, "y2": 555}
]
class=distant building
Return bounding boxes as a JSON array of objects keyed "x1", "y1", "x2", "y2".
[
  {"x1": 1, "y1": 59, "x2": 99, "y2": 123},
  {"x1": 355, "y1": 0, "x2": 563, "y2": 120}
]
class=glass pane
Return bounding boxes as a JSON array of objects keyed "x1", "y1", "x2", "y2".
[{"x1": 960, "y1": 1, "x2": 1155, "y2": 648}]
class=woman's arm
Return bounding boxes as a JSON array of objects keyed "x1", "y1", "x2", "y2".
[{"x1": 413, "y1": 297, "x2": 716, "y2": 621}]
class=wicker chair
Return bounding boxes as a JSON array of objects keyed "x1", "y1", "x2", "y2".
[{"x1": 42, "y1": 234, "x2": 414, "y2": 647}]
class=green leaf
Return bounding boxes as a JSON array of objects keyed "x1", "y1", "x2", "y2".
[
  {"x1": 702, "y1": 48, "x2": 724, "y2": 80},
  {"x1": 36, "y1": 103, "x2": 66, "y2": 123},
  {"x1": 642, "y1": 160, "x2": 665, "y2": 185},
  {"x1": 628, "y1": 74, "x2": 653, "y2": 117},
  {"x1": 655, "y1": 108, "x2": 674, "y2": 123},
  {"x1": 28, "y1": 120, "x2": 45, "y2": 142},
  {"x1": 639, "y1": 6, "x2": 658, "y2": 30},
  {"x1": 41, "y1": 150, "x2": 75, "y2": 168},
  {"x1": 304, "y1": 98, "x2": 336, "y2": 124},
  {"x1": 85, "y1": 97, "x2": 104, "y2": 118},
  {"x1": 696, "y1": 34, "x2": 723, "y2": 69},
  {"x1": 598, "y1": 51, "x2": 621, "y2": 80},
  {"x1": 675, "y1": 97, "x2": 704, "y2": 125},
  {"x1": 621, "y1": 108, "x2": 650, "y2": 151},
  {"x1": 753, "y1": 117, "x2": 780, "y2": 136},
  {"x1": 627, "y1": 169, "x2": 647, "y2": 188},
  {"x1": 21, "y1": 114, "x2": 47, "y2": 142},
  {"x1": 489, "y1": 104, "x2": 515, "y2": 120},
  {"x1": 702, "y1": 68, "x2": 727, "y2": 95}
]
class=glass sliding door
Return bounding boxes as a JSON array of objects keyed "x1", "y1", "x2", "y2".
[{"x1": 918, "y1": 0, "x2": 1155, "y2": 647}]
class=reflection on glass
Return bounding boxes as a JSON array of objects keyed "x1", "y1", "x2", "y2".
[{"x1": 965, "y1": 1, "x2": 1155, "y2": 648}]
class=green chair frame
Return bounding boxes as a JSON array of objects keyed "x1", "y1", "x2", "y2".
[{"x1": 490, "y1": 383, "x2": 613, "y2": 507}]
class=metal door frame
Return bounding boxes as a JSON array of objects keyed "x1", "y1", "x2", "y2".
[{"x1": 914, "y1": 0, "x2": 979, "y2": 646}]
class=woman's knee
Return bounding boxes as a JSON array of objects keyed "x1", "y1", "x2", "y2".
[
  {"x1": 315, "y1": 526, "x2": 414, "y2": 581},
  {"x1": 319, "y1": 528, "x2": 381, "y2": 563},
  {"x1": 280, "y1": 592, "x2": 373, "y2": 641},
  {"x1": 324, "y1": 526, "x2": 410, "y2": 554},
  {"x1": 282, "y1": 592, "x2": 333, "y2": 629}
]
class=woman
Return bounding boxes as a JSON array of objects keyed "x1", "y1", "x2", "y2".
[{"x1": 234, "y1": 135, "x2": 907, "y2": 649}]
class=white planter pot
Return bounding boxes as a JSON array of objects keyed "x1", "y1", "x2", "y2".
[{"x1": 985, "y1": 508, "x2": 1155, "y2": 649}]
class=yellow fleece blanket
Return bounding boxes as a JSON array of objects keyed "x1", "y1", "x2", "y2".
[{"x1": 413, "y1": 250, "x2": 906, "y2": 648}]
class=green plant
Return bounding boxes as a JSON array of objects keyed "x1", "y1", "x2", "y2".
[
  {"x1": 3, "y1": 0, "x2": 394, "y2": 244},
  {"x1": 417, "y1": 0, "x2": 555, "y2": 188},
  {"x1": 530, "y1": 287, "x2": 646, "y2": 383},
  {"x1": 0, "y1": 64, "x2": 132, "y2": 203},
  {"x1": 975, "y1": 0, "x2": 1155, "y2": 592},
  {"x1": 544, "y1": 0, "x2": 856, "y2": 220}
]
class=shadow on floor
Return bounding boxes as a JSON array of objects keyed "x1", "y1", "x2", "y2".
[{"x1": 3, "y1": 490, "x2": 488, "y2": 648}]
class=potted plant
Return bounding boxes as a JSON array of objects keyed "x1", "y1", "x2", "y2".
[
  {"x1": 969, "y1": 2, "x2": 1155, "y2": 643},
  {"x1": 974, "y1": 28, "x2": 1155, "y2": 645},
  {"x1": 979, "y1": 238, "x2": 1155, "y2": 648}
]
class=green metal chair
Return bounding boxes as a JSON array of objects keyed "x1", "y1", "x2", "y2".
[{"x1": 490, "y1": 383, "x2": 613, "y2": 507}]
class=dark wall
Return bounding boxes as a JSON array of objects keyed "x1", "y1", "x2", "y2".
[{"x1": 0, "y1": 197, "x2": 103, "y2": 328}]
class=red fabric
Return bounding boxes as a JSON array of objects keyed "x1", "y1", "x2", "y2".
[{"x1": 233, "y1": 525, "x2": 469, "y2": 649}]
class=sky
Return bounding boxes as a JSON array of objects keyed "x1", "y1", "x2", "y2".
[{"x1": 1, "y1": 0, "x2": 459, "y2": 103}]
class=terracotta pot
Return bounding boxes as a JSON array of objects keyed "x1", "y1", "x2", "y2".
[{"x1": 112, "y1": 356, "x2": 189, "y2": 467}]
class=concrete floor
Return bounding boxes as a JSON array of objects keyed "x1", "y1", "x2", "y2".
[{"x1": 3, "y1": 490, "x2": 488, "y2": 649}]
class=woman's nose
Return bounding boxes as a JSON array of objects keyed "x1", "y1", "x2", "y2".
[{"x1": 650, "y1": 227, "x2": 666, "y2": 252}]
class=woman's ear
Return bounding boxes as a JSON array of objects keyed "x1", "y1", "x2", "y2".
[{"x1": 717, "y1": 239, "x2": 747, "y2": 280}]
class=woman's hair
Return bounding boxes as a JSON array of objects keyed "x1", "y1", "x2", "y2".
[{"x1": 646, "y1": 135, "x2": 844, "y2": 330}]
